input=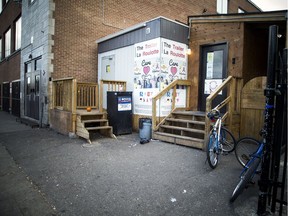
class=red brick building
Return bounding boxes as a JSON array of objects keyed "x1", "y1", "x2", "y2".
[
  {"x1": 0, "y1": 0, "x2": 21, "y2": 116},
  {"x1": 52, "y1": 0, "x2": 260, "y2": 82},
  {"x1": 1, "y1": 0, "x2": 260, "y2": 130}
]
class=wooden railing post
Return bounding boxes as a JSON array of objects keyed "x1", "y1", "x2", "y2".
[
  {"x1": 99, "y1": 80, "x2": 103, "y2": 112},
  {"x1": 71, "y1": 79, "x2": 77, "y2": 134},
  {"x1": 152, "y1": 98, "x2": 157, "y2": 131},
  {"x1": 172, "y1": 86, "x2": 176, "y2": 110}
]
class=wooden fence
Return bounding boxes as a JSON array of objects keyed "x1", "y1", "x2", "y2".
[{"x1": 52, "y1": 78, "x2": 99, "y2": 112}]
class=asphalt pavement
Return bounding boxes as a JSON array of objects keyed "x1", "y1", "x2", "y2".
[{"x1": 0, "y1": 110, "x2": 270, "y2": 216}]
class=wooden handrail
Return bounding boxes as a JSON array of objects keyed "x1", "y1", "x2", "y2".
[
  {"x1": 99, "y1": 79, "x2": 127, "y2": 112},
  {"x1": 152, "y1": 79, "x2": 192, "y2": 131},
  {"x1": 205, "y1": 76, "x2": 235, "y2": 141}
]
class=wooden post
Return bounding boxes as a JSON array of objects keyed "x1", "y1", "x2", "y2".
[
  {"x1": 99, "y1": 80, "x2": 103, "y2": 112},
  {"x1": 152, "y1": 98, "x2": 157, "y2": 131},
  {"x1": 186, "y1": 85, "x2": 190, "y2": 110},
  {"x1": 71, "y1": 79, "x2": 77, "y2": 133},
  {"x1": 228, "y1": 77, "x2": 235, "y2": 128},
  {"x1": 172, "y1": 86, "x2": 176, "y2": 110}
]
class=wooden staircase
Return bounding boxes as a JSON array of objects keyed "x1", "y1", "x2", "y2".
[
  {"x1": 76, "y1": 109, "x2": 115, "y2": 143},
  {"x1": 153, "y1": 110, "x2": 206, "y2": 149}
]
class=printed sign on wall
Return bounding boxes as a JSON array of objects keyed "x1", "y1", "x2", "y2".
[
  {"x1": 133, "y1": 38, "x2": 188, "y2": 116},
  {"x1": 204, "y1": 79, "x2": 223, "y2": 95}
]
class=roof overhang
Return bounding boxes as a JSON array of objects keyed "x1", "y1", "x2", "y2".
[{"x1": 188, "y1": 10, "x2": 288, "y2": 24}]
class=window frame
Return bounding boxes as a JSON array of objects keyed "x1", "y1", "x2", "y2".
[
  {"x1": 4, "y1": 27, "x2": 11, "y2": 58},
  {"x1": 14, "y1": 16, "x2": 22, "y2": 51}
]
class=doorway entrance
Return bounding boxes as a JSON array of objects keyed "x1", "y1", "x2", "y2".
[
  {"x1": 198, "y1": 43, "x2": 228, "y2": 111},
  {"x1": 24, "y1": 58, "x2": 41, "y2": 120}
]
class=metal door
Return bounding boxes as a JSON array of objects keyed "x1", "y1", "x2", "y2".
[
  {"x1": 24, "y1": 59, "x2": 41, "y2": 120},
  {"x1": 198, "y1": 43, "x2": 228, "y2": 111},
  {"x1": 2, "y1": 83, "x2": 10, "y2": 112}
]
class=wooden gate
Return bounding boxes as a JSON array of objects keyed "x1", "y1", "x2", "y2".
[{"x1": 240, "y1": 76, "x2": 266, "y2": 140}]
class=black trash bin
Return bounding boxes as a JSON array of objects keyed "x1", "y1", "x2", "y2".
[{"x1": 139, "y1": 118, "x2": 152, "y2": 144}]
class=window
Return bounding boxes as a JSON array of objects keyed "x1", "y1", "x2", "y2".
[
  {"x1": 0, "y1": 0, "x2": 8, "y2": 13},
  {"x1": 4, "y1": 28, "x2": 11, "y2": 57},
  {"x1": 35, "y1": 58, "x2": 42, "y2": 70},
  {"x1": 15, "y1": 17, "x2": 22, "y2": 50},
  {"x1": 217, "y1": 0, "x2": 228, "y2": 14}
]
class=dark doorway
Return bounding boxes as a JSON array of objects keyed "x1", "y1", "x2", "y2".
[
  {"x1": 12, "y1": 81, "x2": 20, "y2": 117},
  {"x1": 2, "y1": 83, "x2": 10, "y2": 113},
  {"x1": 198, "y1": 43, "x2": 228, "y2": 111}
]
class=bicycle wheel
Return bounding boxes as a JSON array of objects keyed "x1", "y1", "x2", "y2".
[
  {"x1": 235, "y1": 137, "x2": 260, "y2": 168},
  {"x1": 220, "y1": 127, "x2": 236, "y2": 153},
  {"x1": 206, "y1": 132, "x2": 219, "y2": 169},
  {"x1": 230, "y1": 157, "x2": 261, "y2": 203}
]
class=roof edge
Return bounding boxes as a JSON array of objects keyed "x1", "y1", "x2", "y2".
[
  {"x1": 96, "y1": 16, "x2": 188, "y2": 44},
  {"x1": 188, "y1": 10, "x2": 288, "y2": 23}
]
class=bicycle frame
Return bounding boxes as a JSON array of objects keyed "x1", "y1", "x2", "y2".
[
  {"x1": 211, "y1": 116, "x2": 222, "y2": 151},
  {"x1": 240, "y1": 141, "x2": 264, "y2": 176}
]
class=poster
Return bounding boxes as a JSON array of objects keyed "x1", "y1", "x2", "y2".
[
  {"x1": 133, "y1": 38, "x2": 188, "y2": 116},
  {"x1": 204, "y1": 79, "x2": 223, "y2": 95}
]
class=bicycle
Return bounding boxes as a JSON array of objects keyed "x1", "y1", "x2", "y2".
[
  {"x1": 235, "y1": 137, "x2": 261, "y2": 172},
  {"x1": 230, "y1": 136, "x2": 265, "y2": 202},
  {"x1": 206, "y1": 105, "x2": 236, "y2": 169}
]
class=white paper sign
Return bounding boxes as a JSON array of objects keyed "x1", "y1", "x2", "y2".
[{"x1": 204, "y1": 79, "x2": 223, "y2": 95}]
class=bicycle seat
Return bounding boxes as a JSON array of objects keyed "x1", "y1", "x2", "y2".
[{"x1": 207, "y1": 109, "x2": 220, "y2": 120}]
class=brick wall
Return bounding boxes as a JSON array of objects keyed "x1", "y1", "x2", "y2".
[
  {"x1": 52, "y1": 0, "x2": 259, "y2": 82},
  {"x1": 0, "y1": 1, "x2": 21, "y2": 83},
  {"x1": 0, "y1": 52, "x2": 20, "y2": 83}
]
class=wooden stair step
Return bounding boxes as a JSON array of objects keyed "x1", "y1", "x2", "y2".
[
  {"x1": 86, "y1": 126, "x2": 112, "y2": 131},
  {"x1": 154, "y1": 131, "x2": 204, "y2": 142},
  {"x1": 166, "y1": 118, "x2": 205, "y2": 125},
  {"x1": 82, "y1": 119, "x2": 108, "y2": 123},
  {"x1": 172, "y1": 111, "x2": 205, "y2": 117},
  {"x1": 153, "y1": 132, "x2": 204, "y2": 149},
  {"x1": 160, "y1": 125, "x2": 205, "y2": 134}
]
